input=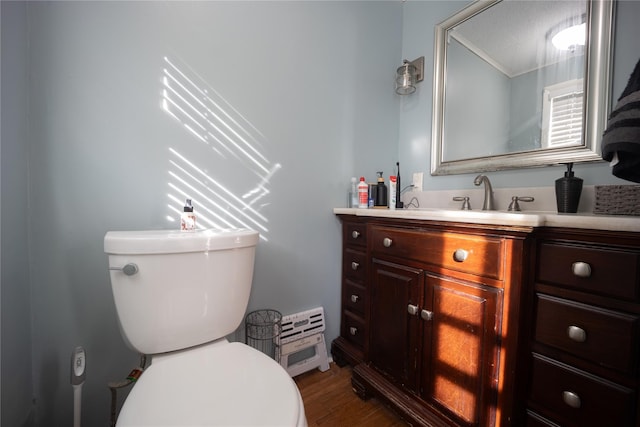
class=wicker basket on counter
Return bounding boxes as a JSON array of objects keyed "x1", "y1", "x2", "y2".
[{"x1": 593, "y1": 185, "x2": 640, "y2": 216}]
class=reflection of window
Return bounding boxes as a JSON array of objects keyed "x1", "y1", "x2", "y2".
[{"x1": 541, "y1": 79, "x2": 583, "y2": 148}]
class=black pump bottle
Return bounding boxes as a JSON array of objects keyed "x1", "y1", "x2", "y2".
[
  {"x1": 555, "y1": 163, "x2": 583, "y2": 213},
  {"x1": 374, "y1": 171, "x2": 388, "y2": 207}
]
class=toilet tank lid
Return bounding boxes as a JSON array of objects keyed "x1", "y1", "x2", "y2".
[{"x1": 104, "y1": 228, "x2": 259, "y2": 255}]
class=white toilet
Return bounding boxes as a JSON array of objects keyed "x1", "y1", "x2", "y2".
[{"x1": 104, "y1": 228, "x2": 307, "y2": 426}]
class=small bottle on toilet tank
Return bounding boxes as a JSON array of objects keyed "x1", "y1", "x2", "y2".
[{"x1": 180, "y1": 199, "x2": 196, "y2": 231}]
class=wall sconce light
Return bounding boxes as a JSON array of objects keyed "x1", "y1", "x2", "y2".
[{"x1": 395, "y1": 56, "x2": 424, "y2": 95}]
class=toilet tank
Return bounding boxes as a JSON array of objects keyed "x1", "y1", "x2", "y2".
[{"x1": 104, "y1": 228, "x2": 259, "y2": 355}]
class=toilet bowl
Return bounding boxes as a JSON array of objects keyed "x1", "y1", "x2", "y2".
[
  {"x1": 104, "y1": 228, "x2": 307, "y2": 426},
  {"x1": 116, "y1": 340, "x2": 306, "y2": 426}
]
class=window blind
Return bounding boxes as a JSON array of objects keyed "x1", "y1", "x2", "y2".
[{"x1": 541, "y1": 79, "x2": 584, "y2": 148}]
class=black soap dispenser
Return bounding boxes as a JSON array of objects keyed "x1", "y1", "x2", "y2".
[
  {"x1": 555, "y1": 163, "x2": 583, "y2": 213},
  {"x1": 374, "y1": 171, "x2": 388, "y2": 207}
]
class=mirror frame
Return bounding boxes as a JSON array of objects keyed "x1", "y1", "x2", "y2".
[{"x1": 431, "y1": 0, "x2": 615, "y2": 175}]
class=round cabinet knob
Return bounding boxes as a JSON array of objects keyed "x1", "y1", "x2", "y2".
[
  {"x1": 351, "y1": 230, "x2": 360, "y2": 239},
  {"x1": 350, "y1": 294, "x2": 359, "y2": 303},
  {"x1": 562, "y1": 391, "x2": 581, "y2": 409},
  {"x1": 349, "y1": 327, "x2": 358, "y2": 336},
  {"x1": 453, "y1": 249, "x2": 468, "y2": 263},
  {"x1": 572, "y1": 261, "x2": 592, "y2": 278},
  {"x1": 351, "y1": 261, "x2": 360, "y2": 270},
  {"x1": 567, "y1": 325, "x2": 587, "y2": 343},
  {"x1": 383, "y1": 237, "x2": 393, "y2": 248}
]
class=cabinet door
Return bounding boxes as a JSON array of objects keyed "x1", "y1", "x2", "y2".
[
  {"x1": 421, "y1": 274, "x2": 502, "y2": 426},
  {"x1": 370, "y1": 259, "x2": 424, "y2": 393}
]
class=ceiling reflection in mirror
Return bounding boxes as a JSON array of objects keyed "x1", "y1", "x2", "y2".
[{"x1": 431, "y1": 0, "x2": 614, "y2": 175}]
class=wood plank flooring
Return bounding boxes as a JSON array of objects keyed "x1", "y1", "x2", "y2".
[{"x1": 294, "y1": 363, "x2": 407, "y2": 427}]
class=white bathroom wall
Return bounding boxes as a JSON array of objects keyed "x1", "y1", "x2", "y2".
[
  {"x1": 399, "y1": 0, "x2": 640, "y2": 193},
  {"x1": 22, "y1": 1, "x2": 401, "y2": 425}
]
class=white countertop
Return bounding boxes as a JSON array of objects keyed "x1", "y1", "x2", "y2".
[{"x1": 334, "y1": 207, "x2": 640, "y2": 232}]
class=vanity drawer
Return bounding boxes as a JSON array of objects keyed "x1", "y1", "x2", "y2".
[
  {"x1": 528, "y1": 353, "x2": 635, "y2": 427},
  {"x1": 534, "y1": 293, "x2": 639, "y2": 375},
  {"x1": 525, "y1": 411, "x2": 561, "y2": 427},
  {"x1": 342, "y1": 311, "x2": 366, "y2": 350},
  {"x1": 536, "y1": 241, "x2": 640, "y2": 301},
  {"x1": 344, "y1": 279, "x2": 367, "y2": 316},
  {"x1": 343, "y1": 248, "x2": 366, "y2": 282},
  {"x1": 344, "y1": 221, "x2": 367, "y2": 248},
  {"x1": 370, "y1": 226, "x2": 504, "y2": 280}
]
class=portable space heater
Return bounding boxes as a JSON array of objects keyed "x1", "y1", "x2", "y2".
[{"x1": 279, "y1": 307, "x2": 330, "y2": 377}]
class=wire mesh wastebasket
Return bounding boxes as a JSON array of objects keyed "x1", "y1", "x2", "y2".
[{"x1": 245, "y1": 309, "x2": 281, "y2": 360}]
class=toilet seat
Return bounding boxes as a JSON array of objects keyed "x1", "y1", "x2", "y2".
[{"x1": 116, "y1": 340, "x2": 307, "y2": 426}]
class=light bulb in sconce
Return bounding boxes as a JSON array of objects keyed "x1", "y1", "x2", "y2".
[
  {"x1": 395, "y1": 57, "x2": 424, "y2": 95},
  {"x1": 396, "y1": 61, "x2": 416, "y2": 95}
]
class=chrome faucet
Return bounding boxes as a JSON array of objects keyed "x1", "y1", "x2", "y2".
[{"x1": 473, "y1": 174, "x2": 494, "y2": 210}]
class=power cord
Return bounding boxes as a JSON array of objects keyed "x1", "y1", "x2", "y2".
[
  {"x1": 108, "y1": 354, "x2": 147, "y2": 427},
  {"x1": 405, "y1": 197, "x2": 420, "y2": 208},
  {"x1": 399, "y1": 185, "x2": 419, "y2": 208}
]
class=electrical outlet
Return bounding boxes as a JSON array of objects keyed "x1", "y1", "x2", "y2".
[{"x1": 412, "y1": 172, "x2": 423, "y2": 191}]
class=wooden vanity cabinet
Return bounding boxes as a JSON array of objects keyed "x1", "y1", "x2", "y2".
[
  {"x1": 525, "y1": 228, "x2": 640, "y2": 427},
  {"x1": 369, "y1": 258, "x2": 503, "y2": 425},
  {"x1": 331, "y1": 217, "x2": 369, "y2": 367},
  {"x1": 368, "y1": 258, "x2": 424, "y2": 394},
  {"x1": 333, "y1": 214, "x2": 640, "y2": 426},
  {"x1": 333, "y1": 215, "x2": 532, "y2": 427}
]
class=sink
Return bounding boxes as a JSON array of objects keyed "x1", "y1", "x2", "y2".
[
  {"x1": 376, "y1": 207, "x2": 548, "y2": 226},
  {"x1": 333, "y1": 207, "x2": 639, "y2": 232}
]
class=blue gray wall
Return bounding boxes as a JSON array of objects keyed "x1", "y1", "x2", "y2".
[
  {"x1": 2, "y1": 1, "x2": 401, "y2": 426},
  {"x1": 444, "y1": 38, "x2": 510, "y2": 159},
  {"x1": 1, "y1": 2, "x2": 34, "y2": 426},
  {"x1": 2, "y1": 1, "x2": 639, "y2": 426}
]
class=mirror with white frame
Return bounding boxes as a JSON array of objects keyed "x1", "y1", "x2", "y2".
[{"x1": 431, "y1": 0, "x2": 615, "y2": 175}]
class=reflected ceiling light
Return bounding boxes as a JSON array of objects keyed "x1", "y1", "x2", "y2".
[
  {"x1": 552, "y1": 22, "x2": 586, "y2": 52},
  {"x1": 395, "y1": 56, "x2": 424, "y2": 95}
]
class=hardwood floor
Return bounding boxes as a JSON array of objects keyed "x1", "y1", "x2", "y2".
[{"x1": 294, "y1": 363, "x2": 407, "y2": 426}]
